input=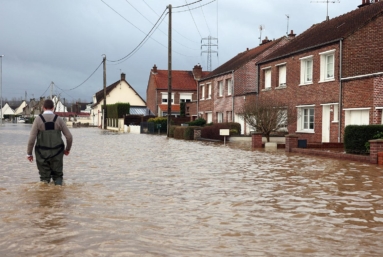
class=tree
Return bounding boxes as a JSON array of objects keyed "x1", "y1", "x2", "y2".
[{"x1": 239, "y1": 95, "x2": 296, "y2": 142}]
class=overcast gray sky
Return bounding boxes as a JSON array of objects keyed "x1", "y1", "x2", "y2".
[{"x1": 0, "y1": 0, "x2": 364, "y2": 103}]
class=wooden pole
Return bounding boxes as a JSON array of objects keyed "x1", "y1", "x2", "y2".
[
  {"x1": 103, "y1": 55, "x2": 107, "y2": 129},
  {"x1": 167, "y1": 4, "x2": 172, "y2": 137}
]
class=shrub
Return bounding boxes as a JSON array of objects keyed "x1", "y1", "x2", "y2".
[
  {"x1": 188, "y1": 118, "x2": 206, "y2": 126},
  {"x1": 344, "y1": 125, "x2": 383, "y2": 154},
  {"x1": 148, "y1": 117, "x2": 168, "y2": 133},
  {"x1": 173, "y1": 126, "x2": 186, "y2": 139},
  {"x1": 169, "y1": 125, "x2": 177, "y2": 137}
]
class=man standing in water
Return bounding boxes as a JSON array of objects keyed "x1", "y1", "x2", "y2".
[{"x1": 27, "y1": 99, "x2": 73, "y2": 185}]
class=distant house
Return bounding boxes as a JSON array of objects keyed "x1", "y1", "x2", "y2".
[
  {"x1": 51, "y1": 96, "x2": 68, "y2": 112},
  {"x1": 91, "y1": 73, "x2": 148, "y2": 127},
  {"x1": 0, "y1": 102, "x2": 15, "y2": 119},
  {"x1": 146, "y1": 64, "x2": 208, "y2": 118},
  {"x1": 197, "y1": 36, "x2": 289, "y2": 134},
  {"x1": 256, "y1": 0, "x2": 383, "y2": 143},
  {"x1": 13, "y1": 100, "x2": 27, "y2": 116}
]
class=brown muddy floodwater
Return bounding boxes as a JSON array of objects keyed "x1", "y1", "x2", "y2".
[{"x1": 1, "y1": 123, "x2": 383, "y2": 256}]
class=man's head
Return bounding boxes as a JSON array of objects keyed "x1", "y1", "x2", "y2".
[{"x1": 43, "y1": 99, "x2": 54, "y2": 110}]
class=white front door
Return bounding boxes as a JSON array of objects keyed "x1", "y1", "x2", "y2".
[{"x1": 322, "y1": 105, "x2": 330, "y2": 142}]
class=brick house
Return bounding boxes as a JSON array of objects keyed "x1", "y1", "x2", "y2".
[
  {"x1": 146, "y1": 64, "x2": 208, "y2": 117},
  {"x1": 197, "y1": 36, "x2": 289, "y2": 134},
  {"x1": 256, "y1": 0, "x2": 383, "y2": 143}
]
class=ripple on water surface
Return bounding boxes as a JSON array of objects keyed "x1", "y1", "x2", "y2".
[{"x1": 1, "y1": 124, "x2": 383, "y2": 256}]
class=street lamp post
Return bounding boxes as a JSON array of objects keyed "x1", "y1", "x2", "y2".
[{"x1": 0, "y1": 55, "x2": 4, "y2": 126}]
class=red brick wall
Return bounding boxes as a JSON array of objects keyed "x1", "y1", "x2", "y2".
[
  {"x1": 146, "y1": 73, "x2": 157, "y2": 115},
  {"x1": 258, "y1": 43, "x2": 341, "y2": 143},
  {"x1": 342, "y1": 15, "x2": 383, "y2": 78}
]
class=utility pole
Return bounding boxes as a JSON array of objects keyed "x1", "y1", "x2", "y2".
[
  {"x1": 50, "y1": 81, "x2": 54, "y2": 100},
  {"x1": 201, "y1": 36, "x2": 218, "y2": 72},
  {"x1": 167, "y1": 4, "x2": 172, "y2": 137},
  {"x1": 103, "y1": 55, "x2": 107, "y2": 130}
]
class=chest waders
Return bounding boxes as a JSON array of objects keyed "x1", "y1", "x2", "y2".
[{"x1": 35, "y1": 114, "x2": 65, "y2": 185}]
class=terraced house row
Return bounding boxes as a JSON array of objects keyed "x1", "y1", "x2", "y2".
[{"x1": 194, "y1": 0, "x2": 383, "y2": 143}]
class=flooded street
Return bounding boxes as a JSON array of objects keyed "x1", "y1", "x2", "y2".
[{"x1": 1, "y1": 123, "x2": 383, "y2": 256}]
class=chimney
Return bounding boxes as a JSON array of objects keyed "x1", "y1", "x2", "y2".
[
  {"x1": 288, "y1": 30, "x2": 296, "y2": 39},
  {"x1": 152, "y1": 64, "x2": 158, "y2": 74},
  {"x1": 261, "y1": 36, "x2": 271, "y2": 45},
  {"x1": 192, "y1": 64, "x2": 202, "y2": 81},
  {"x1": 120, "y1": 72, "x2": 126, "y2": 81},
  {"x1": 358, "y1": 0, "x2": 371, "y2": 8}
]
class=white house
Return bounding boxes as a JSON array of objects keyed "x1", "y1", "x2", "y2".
[
  {"x1": 91, "y1": 73, "x2": 147, "y2": 127},
  {"x1": 52, "y1": 96, "x2": 68, "y2": 112},
  {"x1": 1, "y1": 103, "x2": 15, "y2": 119},
  {"x1": 14, "y1": 100, "x2": 27, "y2": 115}
]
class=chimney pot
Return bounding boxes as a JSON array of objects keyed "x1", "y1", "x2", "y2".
[
  {"x1": 152, "y1": 64, "x2": 158, "y2": 74},
  {"x1": 288, "y1": 30, "x2": 296, "y2": 39},
  {"x1": 120, "y1": 72, "x2": 126, "y2": 81}
]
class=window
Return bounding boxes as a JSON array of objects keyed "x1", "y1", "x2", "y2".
[
  {"x1": 264, "y1": 68, "x2": 271, "y2": 89},
  {"x1": 278, "y1": 64, "x2": 286, "y2": 87},
  {"x1": 226, "y1": 79, "x2": 232, "y2": 95},
  {"x1": 344, "y1": 109, "x2": 370, "y2": 126},
  {"x1": 218, "y1": 81, "x2": 223, "y2": 97},
  {"x1": 180, "y1": 93, "x2": 192, "y2": 103},
  {"x1": 206, "y1": 112, "x2": 212, "y2": 123},
  {"x1": 207, "y1": 83, "x2": 212, "y2": 99},
  {"x1": 161, "y1": 93, "x2": 174, "y2": 104},
  {"x1": 277, "y1": 109, "x2": 288, "y2": 131},
  {"x1": 300, "y1": 56, "x2": 313, "y2": 85},
  {"x1": 320, "y1": 50, "x2": 335, "y2": 82},
  {"x1": 217, "y1": 112, "x2": 223, "y2": 123},
  {"x1": 297, "y1": 106, "x2": 315, "y2": 132},
  {"x1": 200, "y1": 84, "x2": 205, "y2": 100}
]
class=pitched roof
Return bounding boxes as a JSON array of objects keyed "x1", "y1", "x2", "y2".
[
  {"x1": 94, "y1": 79, "x2": 145, "y2": 105},
  {"x1": 201, "y1": 38, "x2": 285, "y2": 80},
  {"x1": 263, "y1": 1, "x2": 383, "y2": 62},
  {"x1": 152, "y1": 70, "x2": 201, "y2": 91}
]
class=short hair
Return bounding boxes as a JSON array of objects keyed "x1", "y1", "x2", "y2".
[{"x1": 43, "y1": 99, "x2": 54, "y2": 110}]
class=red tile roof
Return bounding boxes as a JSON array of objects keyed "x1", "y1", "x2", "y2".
[
  {"x1": 153, "y1": 70, "x2": 199, "y2": 91},
  {"x1": 158, "y1": 104, "x2": 180, "y2": 112},
  {"x1": 262, "y1": 1, "x2": 383, "y2": 62},
  {"x1": 201, "y1": 38, "x2": 285, "y2": 80}
]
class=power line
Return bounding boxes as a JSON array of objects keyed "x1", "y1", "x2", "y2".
[
  {"x1": 184, "y1": 0, "x2": 202, "y2": 38},
  {"x1": 55, "y1": 61, "x2": 103, "y2": 92},
  {"x1": 173, "y1": 0, "x2": 217, "y2": 13},
  {"x1": 39, "y1": 83, "x2": 51, "y2": 98},
  {"x1": 125, "y1": 0, "x2": 199, "y2": 51},
  {"x1": 198, "y1": 1, "x2": 211, "y2": 35}
]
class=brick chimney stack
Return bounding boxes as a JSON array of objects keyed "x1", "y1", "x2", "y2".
[
  {"x1": 288, "y1": 30, "x2": 296, "y2": 39},
  {"x1": 120, "y1": 72, "x2": 126, "y2": 81},
  {"x1": 193, "y1": 64, "x2": 202, "y2": 81},
  {"x1": 261, "y1": 37, "x2": 271, "y2": 45},
  {"x1": 358, "y1": 0, "x2": 371, "y2": 8},
  {"x1": 152, "y1": 64, "x2": 158, "y2": 74}
]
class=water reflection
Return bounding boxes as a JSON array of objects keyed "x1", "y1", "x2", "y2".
[{"x1": 1, "y1": 124, "x2": 383, "y2": 256}]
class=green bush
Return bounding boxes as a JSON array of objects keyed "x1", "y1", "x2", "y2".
[
  {"x1": 173, "y1": 126, "x2": 186, "y2": 139},
  {"x1": 344, "y1": 125, "x2": 383, "y2": 154},
  {"x1": 188, "y1": 118, "x2": 206, "y2": 126},
  {"x1": 169, "y1": 125, "x2": 177, "y2": 137},
  {"x1": 184, "y1": 126, "x2": 201, "y2": 140},
  {"x1": 148, "y1": 117, "x2": 168, "y2": 133},
  {"x1": 104, "y1": 103, "x2": 130, "y2": 118}
]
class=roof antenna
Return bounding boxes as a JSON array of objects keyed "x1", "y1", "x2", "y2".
[
  {"x1": 311, "y1": 0, "x2": 340, "y2": 21},
  {"x1": 286, "y1": 15, "x2": 290, "y2": 36},
  {"x1": 258, "y1": 25, "x2": 265, "y2": 45}
]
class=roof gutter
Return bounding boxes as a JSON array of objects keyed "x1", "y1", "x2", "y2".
[{"x1": 257, "y1": 38, "x2": 343, "y2": 65}]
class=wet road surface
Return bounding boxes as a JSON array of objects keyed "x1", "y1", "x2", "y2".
[{"x1": 1, "y1": 123, "x2": 383, "y2": 256}]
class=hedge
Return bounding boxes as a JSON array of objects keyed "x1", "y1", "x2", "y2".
[
  {"x1": 104, "y1": 103, "x2": 130, "y2": 118},
  {"x1": 344, "y1": 125, "x2": 383, "y2": 154},
  {"x1": 173, "y1": 126, "x2": 202, "y2": 140},
  {"x1": 201, "y1": 122, "x2": 241, "y2": 141},
  {"x1": 147, "y1": 117, "x2": 168, "y2": 133}
]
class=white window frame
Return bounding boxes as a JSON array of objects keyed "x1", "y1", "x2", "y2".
[
  {"x1": 217, "y1": 112, "x2": 223, "y2": 123},
  {"x1": 277, "y1": 64, "x2": 286, "y2": 87},
  {"x1": 264, "y1": 67, "x2": 271, "y2": 89},
  {"x1": 344, "y1": 108, "x2": 370, "y2": 126},
  {"x1": 200, "y1": 84, "x2": 205, "y2": 100},
  {"x1": 319, "y1": 50, "x2": 335, "y2": 82},
  {"x1": 180, "y1": 93, "x2": 192, "y2": 103},
  {"x1": 218, "y1": 81, "x2": 224, "y2": 97},
  {"x1": 296, "y1": 105, "x2": 315, "y2": 133},
  {"x1": 300, "y1": 56, "x2": 313, "y2": 85},
  {"x1": 226, "y1": 79, "x2": 232, "y2": 95},
  {"x1": 206, "y1": 111, "x2": 213, "y2": 123},
  {"x1": 161, "y1": 93, "x2": 174, "y2": 104},
  {"x1": 207, "y1": 83, "x2": 212, "y2": 99}
]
